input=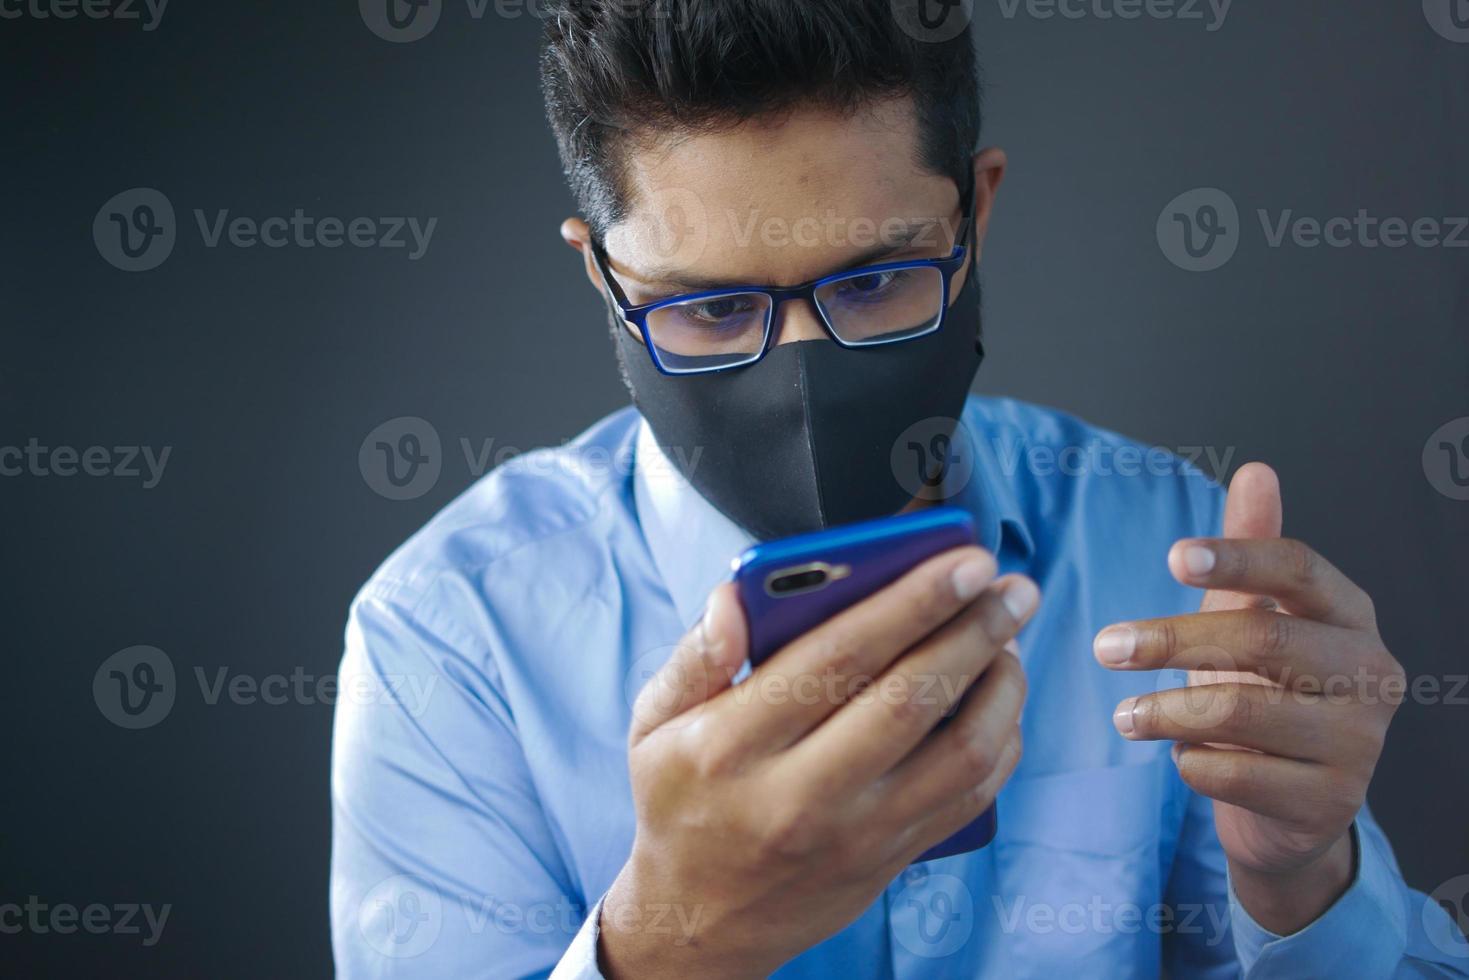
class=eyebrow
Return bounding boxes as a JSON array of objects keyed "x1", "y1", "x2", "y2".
[{"x1": 624, "y1": 216, "x2": 953, "y2": 294}]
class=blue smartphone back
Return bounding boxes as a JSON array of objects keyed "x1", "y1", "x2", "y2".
[
  {"x1": 729, "y1": 505, "x2": 997, "y2": 862},
  {"x1": 733, "y1": 506, "x2": 976, "y2": 666}
]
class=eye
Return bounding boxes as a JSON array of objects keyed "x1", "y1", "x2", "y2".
[
  {"x1": 833, "y1": 270, "x2": 908, "y2": 302},
  {"x1": 677, "y1": 296, "x2": 759, "y2": 326},
  {"x1": 847, "y1": 272, "x2": 892, "y2": 292}
]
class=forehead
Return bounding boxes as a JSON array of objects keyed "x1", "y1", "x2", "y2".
[{"x1": 607, "y1": 98, "x2": 960, "y2": 286}]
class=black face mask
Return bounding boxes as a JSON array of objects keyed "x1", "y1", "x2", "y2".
[{"x1": 612, "y1": 262, "x2": 985, "y2": 542}]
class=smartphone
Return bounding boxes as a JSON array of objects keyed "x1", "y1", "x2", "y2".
[{"x1": 729, "y1": 505, "x2": 997, "y2": 863}]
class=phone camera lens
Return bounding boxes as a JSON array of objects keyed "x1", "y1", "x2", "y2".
[{"x1": 771, "y1": 569, "x2": 828, "y2": 594}]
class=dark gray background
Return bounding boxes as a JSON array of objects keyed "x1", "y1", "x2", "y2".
[{"x1": 3, "y1": 2, "x2": 1466, "y2": 975}]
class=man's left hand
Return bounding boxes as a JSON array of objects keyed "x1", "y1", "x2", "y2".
[{"x1": 1093, "y1": 462, "x2": 1405, "y2": 933}]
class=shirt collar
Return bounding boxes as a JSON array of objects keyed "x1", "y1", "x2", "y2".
[
  {"x1": 633, "y1": 420, "x2": 756, "y2": 631},
  {"x1": 955, "y1": 404, "x2": 1037, "y2": 562},
  {"x1": 633, "y1": 400, "x2": 1036, "y2": 632}
]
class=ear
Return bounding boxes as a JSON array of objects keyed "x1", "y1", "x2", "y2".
[
  {"x1": 968, "y1": 147, "x2": 1007, "y2": 266},
  {"x1": 560, "y1": 217, "x2": 606, "y2": 295}
]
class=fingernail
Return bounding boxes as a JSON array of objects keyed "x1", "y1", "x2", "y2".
[
  {"x1": 1170, "y1": 742, "x2": 1183, "y2": 764},
  {"x1": 951, "y1": 555, "x2": 996, "y2": 602},
  {"x1": 1182, "y1": 544, "x2": 1216, "y2": 577},
  {"x1": 1094, "y1": 627, "x2": 1136, "y2": 666},
  {"x1": 1113, "y1": 697, "x2": 1137, "y2": 736},
  {"x1": 1001, "y1": 578, "x2": 1039, "y2": 621}
]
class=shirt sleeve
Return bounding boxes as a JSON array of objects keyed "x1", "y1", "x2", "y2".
[
  {"x1": 549, "y1": 896, "x2": 608, "y2": 980},
  {"x1": 1228, "y1": 807, "x2": 1469, "y2": 977},
  {"x1": 329, "y1": 583, "x2": 603, "y2": 979}
]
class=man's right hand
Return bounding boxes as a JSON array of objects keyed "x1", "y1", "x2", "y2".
[{"x1": 598, "y1": 546, "x2": 1038, "y2": 979}]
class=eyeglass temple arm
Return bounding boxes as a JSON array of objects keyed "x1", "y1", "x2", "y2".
[{"x1": 590, "y1": 240, "x2": 635, "y2": 310}]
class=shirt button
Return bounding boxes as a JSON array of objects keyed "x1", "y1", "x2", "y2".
[{"x1": 904, "y1": 865, "x2": 926, "y2": 885}]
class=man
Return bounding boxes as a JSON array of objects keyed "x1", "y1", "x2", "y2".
[{"x1": 330, "y1": 1, "x2": 1466, "y2": 976}]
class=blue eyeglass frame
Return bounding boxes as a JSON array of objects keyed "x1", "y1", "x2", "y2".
[{"x1": 591, "y1": 202, "x2": 976, "y2": 376}]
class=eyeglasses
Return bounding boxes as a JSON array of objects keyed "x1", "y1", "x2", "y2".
[{"x1": 591, "y1": 208, "x2": 975, "y2": 376}]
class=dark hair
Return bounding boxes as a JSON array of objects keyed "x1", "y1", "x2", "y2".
[{"x1": 540, "y1": 0, "x2": 982, "y2": 236}]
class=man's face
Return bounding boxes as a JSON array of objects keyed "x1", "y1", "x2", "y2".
[{"x1": 565, "y1": 97, "x2": 1004, "y2": 342}]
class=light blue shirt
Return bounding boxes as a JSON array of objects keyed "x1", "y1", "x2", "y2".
[{"x1": 330, "y1": 396, "x2": 1468, "y2": 978}]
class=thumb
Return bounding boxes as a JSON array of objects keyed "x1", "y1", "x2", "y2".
[
  {"x1": 629, "y1": 582, "x2": 748, "y2": 743},
  {"x1": 1190, "y1": 461, "x2": 1282, "y2": 613},
  {"x1": 1179, "y1": 463, "x2": 1283, "y2": 708},
  {"x1": 1221, "y1": 461, "x2": 1283, "y2": 540}
]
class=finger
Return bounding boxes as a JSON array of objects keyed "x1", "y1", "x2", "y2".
[
  {"x1": 872, "y1": 646, "x2": 1026, "y2": 828},
  {"x1": 1170, "y1": 743, "x2": 1348, "y2": 825},
  {"x1": 1112, "y1": 683, "x2": 1363, "y2": 763},
  {"x1": 893, "y1": 727, "x2": 1022, "y2": 865},
  {"x1": 1224, "y1": 462, "x2": 1283, "y2": 539},
  {"x1": 1094, "y1": 608, "x2": 1373, "y2": 684},
  {"x1": 1170, "y1": 537, "x2": 1375, "y2": 630},
  {"x1": 784, "y1": 575, "x2": 1038, "y2": 791},
  {"x1": 1201, "y1": 461, "x2": 1282, "y2": 614},
  {"x1": 629, "y1": 583, "x2": 747, "y2": 745},
  {"x1": 740, "y1": 545, "x2": 999, "y2": 747}
]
